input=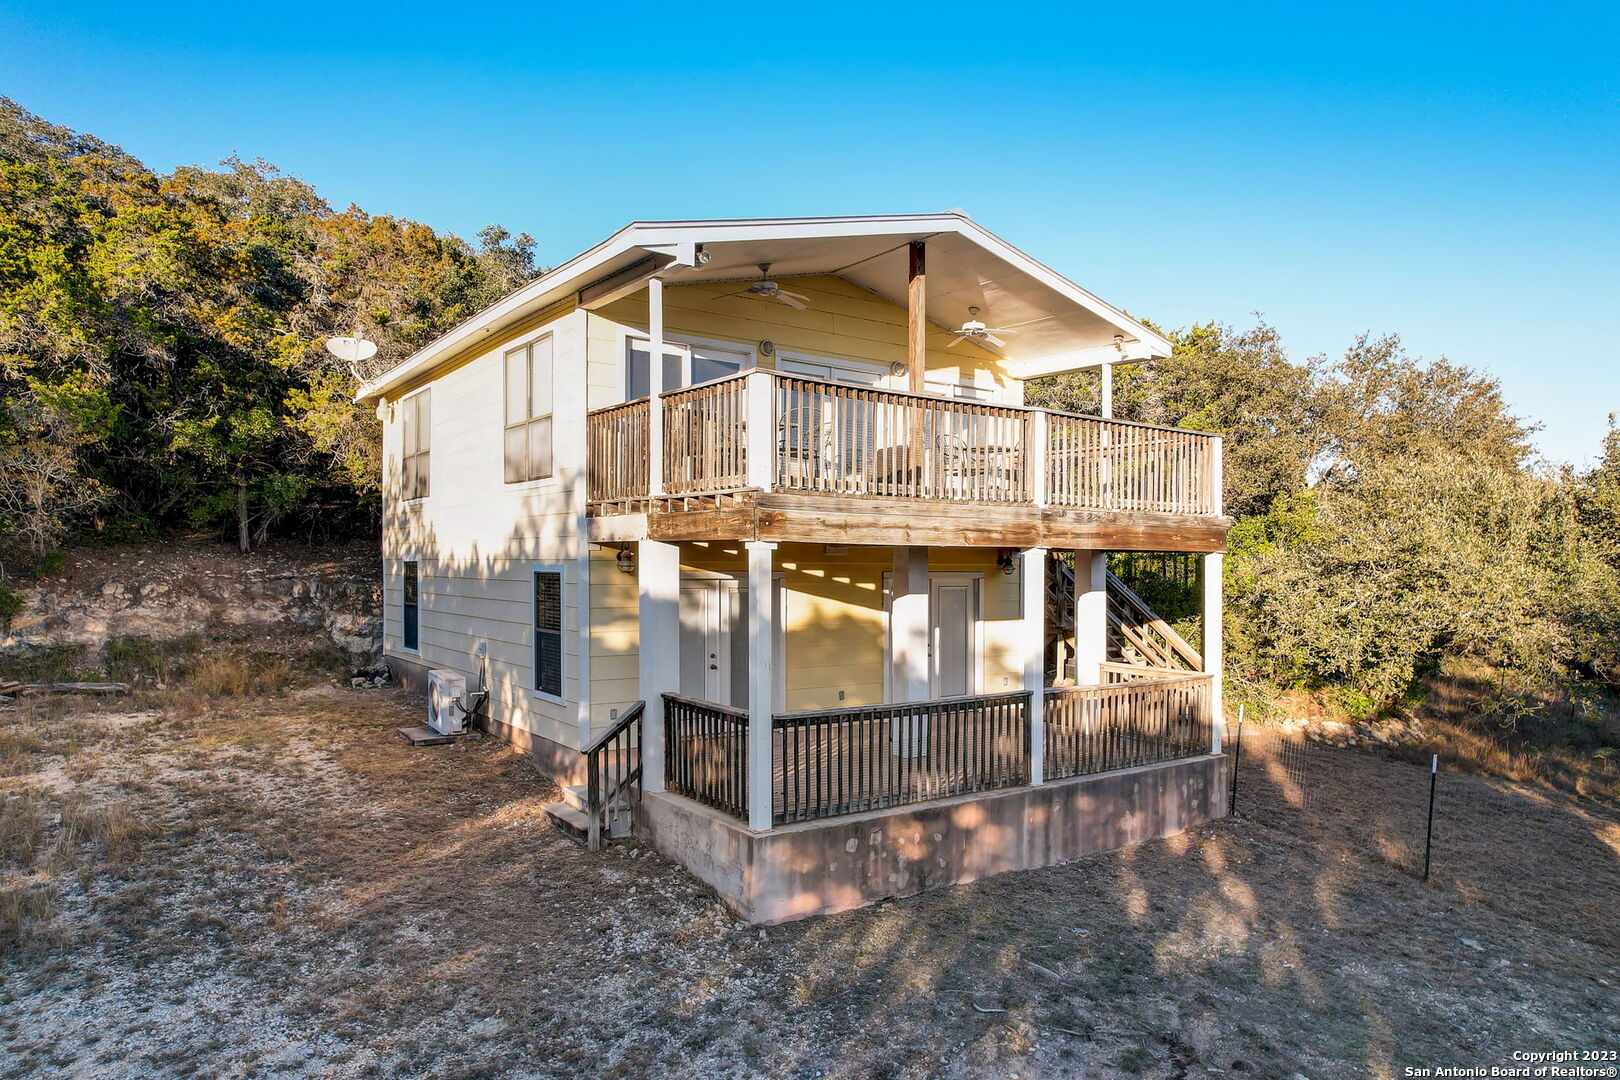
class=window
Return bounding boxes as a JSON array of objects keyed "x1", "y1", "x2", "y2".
[
  {"x1": 504, "y1": 337, "x2": 554, "y2": 483},
  {"x1": 401, "y1": 391, "x2": 430, "y2": 500},
  {"x1": 625, "y1": 340, "x2": 684, "y2": 400},
  {"x1": 533, "y1": 569, "x2": 563, "y2": 698},
  {"x1": 625, "y1": 337, "x2": 752, "y2": 398},
  {"x1": 402, "y1": 561, "x2": 420, "y2": 651}
]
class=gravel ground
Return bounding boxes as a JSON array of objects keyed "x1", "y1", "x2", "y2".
[{"x1": 1, "y1": 687, "x2": 1616, "y2": 1079}]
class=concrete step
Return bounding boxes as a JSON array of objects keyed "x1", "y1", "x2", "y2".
[
  {"x1": 542, "y1": 802, "x2": 592, "y2": 844},
  {"x1": 561, "y1": 784, "x2": 589, "y2": 812}
]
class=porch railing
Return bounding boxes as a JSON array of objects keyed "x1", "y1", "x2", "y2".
[
  {"x1": 585, "y1": 370, "x2": 1222, "y2": 515},
  {"x1": 773, "y1": 691, "x2": 1030, "y2": 824},
  {"x1": 1043, "y1": 673, "x2": 1213, "y2": 781},
  {"x1": 586, "y1": 398, "x2": 649, "y2": 502},
  {"x1": 775, "y1": 377, "x2": 1031, "y2": 502},
  {"x1": 663, "y1": 692, "x2": 749, "y2": 819}
]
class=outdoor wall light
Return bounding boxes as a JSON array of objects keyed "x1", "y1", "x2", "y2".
[
  {"x1": 998, "y1": 551, "x2": 1017, "y2": 575},
  {"x1": 616, "y1": 548, "x2": 636, "y2": 575}
]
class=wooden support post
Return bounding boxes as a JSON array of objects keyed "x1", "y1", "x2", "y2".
[
  {"x1": 647, "y1": 276, "x2": 667, "y2": 496},
  {"x1": 637, "y1": 539, "x2": 680, "y2": 792},
  {"x1": 907, "y1": 241, "x2": 927, "y2": 394},
  {"x1": 1021, "y1": 547, "x2": 1047, "y2": 784},
  {"x1": 746, "y1": 541, "x2": 777, "y2": 831},
  {"x1": 1204, "y1": 551, "x2": 1224, "y2": 752}
]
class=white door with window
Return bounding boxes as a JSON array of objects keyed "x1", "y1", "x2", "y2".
[
  {"x1": 678, "y1": 576, "x2": 784, "y2": 709},
  {"x1": 929, "y1": 575, "x2": 980, "y2": 699}
]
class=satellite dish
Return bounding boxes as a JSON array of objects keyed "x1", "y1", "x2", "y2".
[{"x1": 325, "y1": 336, "x2": 378, "y2": 364}]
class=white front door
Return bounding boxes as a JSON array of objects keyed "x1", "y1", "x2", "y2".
[
  {"x1": 679, "y1": 580, "x2": 728, "y2": 704},
  {"x1": 679, "y1": 577, "x2": 784, "y2": 709},
  {"x1": 929, "y1": 576, "x2": 979, "y2": 699}
]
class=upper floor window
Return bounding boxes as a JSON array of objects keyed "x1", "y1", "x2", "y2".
[
  {"x1": 625, "y1": 338, "x2": 752, "y2": 399},
  {"x1": 402, "y1": 391, "x2": 430, "y2": 500},
  {"x1": 505, "y1": 336, "x2": 553, "y2": 483}
]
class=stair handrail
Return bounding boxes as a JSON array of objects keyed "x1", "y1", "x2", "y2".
[
  {"x1": 585, "y1": 699, "x2": 644, "y2": 851},
  {"x1": 1105, "y1": 570, "x2": 1203, "y2": 671}
]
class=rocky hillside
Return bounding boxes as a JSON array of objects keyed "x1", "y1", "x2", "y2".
[{"x1": 0, "y1": 539, "x2": 381, "y2": 679}]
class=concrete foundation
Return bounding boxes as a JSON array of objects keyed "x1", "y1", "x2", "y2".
[{"x1": 638, "y1": 754, "x2": 1228, "y2": 923}]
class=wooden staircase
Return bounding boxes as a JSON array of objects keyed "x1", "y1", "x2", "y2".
[
  {"x1": 542, "y1": 700, "x2": 643, "y2": 849},
  {"x1": 1046, "y1": 558, "x2": 1203, "y2": 679}
]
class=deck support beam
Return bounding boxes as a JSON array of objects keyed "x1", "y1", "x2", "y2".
[
  {"x1": 907, "y1": 241, "x2": 927, "y2": 394},
  {"x1": 638, "y1": 539, "x2": 681, "y2": 792},
  {"x1": 1074, "y1": 551, "x2": 1109, "y2": 686},
  {"x1": 1203, "y1": 551, "x2": 1224, "y2": 753},
  {"x1": 891, "y1": 546, "x2": 930, "y2": 704},
  {"x1": 1020, "y1": 547, "x2": 1048, "y2": 784},
  {"x1": 746, "y1": 541, "x2": 778, "y2": 831}
]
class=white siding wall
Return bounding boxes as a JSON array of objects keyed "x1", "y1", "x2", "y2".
[{"x1": 381, "y1": 309, "x2": 589, "y2": 751}]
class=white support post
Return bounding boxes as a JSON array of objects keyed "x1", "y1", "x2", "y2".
[
  {"x1": 1021, "y1": 547, "x2": 1047, "y2": 784},
  {"x1": 1099, "y1": 361, "x2": 1113, "y2": 419},
  {"x1": 1210, "y1": 435, "x2": 1225, "y2": 516},
  {"x1": 647, "y1": 276, "x2": 667, "y2": 497},
  {"x1": 746, "y1": 541, "x2": 777, "y2": 831},
  {"x1": 1074, "y1": 551, "x2": 1109, "y2": 686},
  {"x1": 1203, "y1": 551, "x2": 1224, "y2": 753},
  {"x1": 637, "y1": 539, "x2": 680, "y2": 792},
  {"x1": 891, "y1": 546, "x2": 930, "y2": 703},
  {"x1": 745, "y1": 369, "x2": 775, "y2": 492},
  {"x1": 1029, "y1": 411, "x2": 1049, "y2": 507}
]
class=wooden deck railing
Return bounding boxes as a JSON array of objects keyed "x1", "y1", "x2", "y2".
[
  {"x1": 775, "y1": 377, "x2": 1030, "y2": 502},
  {"x1": 1046, "y1": 414, "x2": 1220, "y2": 515},
  {"x1": 772, "y1": 691, "x2": 1031, "y2": 824},
  {"x1": 584, "y1": 370, "x2": 1222, "y2": 515},
  {"x1": 663, "y1": 693, "x2": 749, "y2": 819},
  {"x1": 1043, "y1": 673, "x2": 1212, "y2": 781},
  {"x1": 662, "y1": 372, "x2": 750, "y2": 495},
  {"x1": 586, "y1": 398, "x2": 649, "y2": 502}
]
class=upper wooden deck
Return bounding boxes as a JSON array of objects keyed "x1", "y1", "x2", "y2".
[{"x1": 586, "y1": 371, "x2": 1230, "y2": 551}]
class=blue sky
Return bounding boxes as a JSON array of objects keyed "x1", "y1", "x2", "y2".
[{"x1": 4, "y1": 1, "x2": 1616, "y2": 464}]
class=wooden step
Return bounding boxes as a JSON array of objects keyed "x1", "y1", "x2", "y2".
[{"x1": 542, "y1": 802, "x2": 592, "y2": 843}]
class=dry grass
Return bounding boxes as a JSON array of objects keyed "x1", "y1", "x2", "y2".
[
  {"x1": 184, "y1": 653, "x2": 296, "y2": 698},
  {"x1": 0, "y1": 685, "x2": 1614, "y2": 1080}
]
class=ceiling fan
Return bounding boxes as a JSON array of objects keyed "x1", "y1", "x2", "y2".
[
  {"x1": 946, "y1": 306, "x2": 1020, "y2": 349},
  {"x1": 713, "y1": 264, "x2": 811, "y2": 310}
]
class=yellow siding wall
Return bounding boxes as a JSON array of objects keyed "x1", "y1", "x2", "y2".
[
  {"x1": 589, "y1": 274, "x2": 1022, "y2": 405},
  {"x1": 589, "y1": 544, "x2": 1024, "y2": 724}
]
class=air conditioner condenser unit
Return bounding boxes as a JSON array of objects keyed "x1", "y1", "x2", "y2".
[{"x1": 427, "y1": 669, "x2": 469, "y2": 736}]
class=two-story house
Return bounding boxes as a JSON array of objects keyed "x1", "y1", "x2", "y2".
[{"x1": 356, "y1": 213, "x2": 1229, "y2": 923}]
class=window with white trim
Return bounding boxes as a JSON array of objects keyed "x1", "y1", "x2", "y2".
[
  {"x1": 401, "y1": 391, "x2": 430, "y2": 500},
  {"x1": 402, "y1": 560, "x2": 420, "y2": 651},
  {"x1": 504, "y1": 336, "x2": 553, "y2": 483},
  {"x1": 532, "y1": 569, "x2": 563, "y2": 698}
]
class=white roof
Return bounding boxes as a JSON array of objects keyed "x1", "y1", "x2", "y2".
[{"x1": 357, "y1": 212, "x2": 1172, "y2": 403}]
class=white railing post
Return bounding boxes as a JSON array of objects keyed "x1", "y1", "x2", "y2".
[
  {"x1": 1203, "y1": 551, "x2": 1224, "y2": 753},
  {"x1": 746, "y1": 540, "x2": 777, "y2": 831},
  {"x1": 1030, "y1": 411, "x2": 1049, "y2": 507},
  {"x1": 647, "y1": 277, "x2": 667, "y2": 497},
  {"x1": 1210, "y1": 434, "x2": 1224, "y2": 516},
  {"x1": 746, "y1": 369, "x2": 776, "y2": 492},
  {"x1": 1021, "y1": 547, "x2": 1047, "y2": 783}
]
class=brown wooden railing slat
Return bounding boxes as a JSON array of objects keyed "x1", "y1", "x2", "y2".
[{"x1": 1043, "y1": 674, "x2": 1213, "y2": 781}]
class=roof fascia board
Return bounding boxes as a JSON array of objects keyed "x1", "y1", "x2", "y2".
[{"x1": 1006, "y1": 341, "x2": 1162, "y2": 380}]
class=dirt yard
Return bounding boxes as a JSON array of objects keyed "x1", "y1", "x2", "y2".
[{"x1": 1, "y1": 687, "x2": 1616, "y2": 1079}]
